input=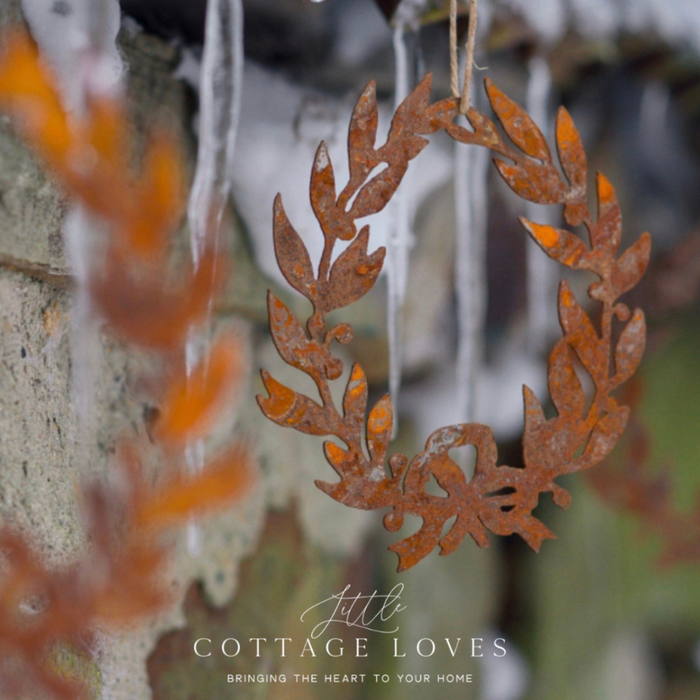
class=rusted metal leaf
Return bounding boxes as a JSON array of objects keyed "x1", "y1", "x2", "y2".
[
  {"x1": 485, "y1": 78, "x2": 551, "y2": 161},
  {"x1": 493, "y1": 159, "x2": 564, "y2": 204},
  {"x1": 272, "y1": 195, "x2": 316, "y2": 301},
  {"x1": 326, "y1": 226, "x2": 385, "y2": 310},
  {"x1": 556, "y1": 106, "x2": 587, "y2": 193},
  {"x1": 613, "y1": 310, "x2": 647, "y2": 388},
  {"x1": 557, "y1": 281, "x2": 606, "y2": 379},
  {"x1": 520, "y1": 218, "x2": 590, "y2": 269},
  {"x1": 347, "y1": 81, "x2": 379, "y2": 184},
  {"x1": 323, "y1": 441, "x2": 354, "y2": 476},
  {"x1": 259, "y1": 370, "x2": 338, "y2": 436},
  {"x1": 342, "y1": 363, "x2": 369, "y2": 430},
  {"x1": 576, "y1": 405, "x2": 630, "y2": 469},
  {"x1": 258, "y1": 74, "x2": 651, "y2": 571},
  {"x1": 90, "y1": 247, "x2": 223, "y2": 350},
  {"x1": 593, "y1": 173, "x2": 623, "y2": 255},
  {"x1": 392, "y1": 73, "x2": 432, "y2": 133},
  {"x1": 425, "y1": 98, "x2": 460, "y2": 132},
  {"x1": 447, "y1": 109, "x2": 500, "y2": 148},
  {"x1": 268, "y1": 292, "x2": 314, "y2": 370},
  {"x1": 548, "y1": 340, "x2": 586, "y2": 419},
  {"x1": 610, "y1": 232, "x2": 652, "y2": 298},
  {"x1": 311, "y1": 142, "x2": 356, "y2": 242},
  {"x1": 350, "y1": 162, "x2": 410, "y2": 219},
  {"x1": 269, "y1": 292, "x2": 344, "y2": 381},
  {"x1": 367, "y1": 395, "x2": 393, "y2": 465}
]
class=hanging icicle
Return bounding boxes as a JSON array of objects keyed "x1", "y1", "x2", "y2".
[
  {"x1": 450, "y1": 0, "x2": 489, "y2": 425},
  {"x1": 524, "y1": 54, "x2": 559, "y2": 354},
  {"x1": 188, "y1": 0, "x2": 244, "y2": 264},
  {"x1": 21, "y1": 0, "x2": 123, "y2": 463},
  {"x1": 454, "y1": 86, "x2": 489, "y2": 424},
  {"x1": 388, "y1": 2, "x2": 424, "y2": 428},
  {"x1": 185, "y1": 0, "x2": 245, "y2": 554}
]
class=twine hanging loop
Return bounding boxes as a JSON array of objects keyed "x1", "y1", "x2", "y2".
[{"x1": 450, "y1": 0, "x2": 479, "y2": 114}]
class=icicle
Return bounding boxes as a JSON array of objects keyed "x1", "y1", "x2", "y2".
[
  {"x1": 524, "y1": 55, "x2": 558, "y2": 355},
  {"x1": 63, "y1": 209, "x2": 103, "y2": 444},
  {"x1": 21, "y1": 0, "x2": 123, "y2": 467},
  {"x1": 69, "y1": 0, "x2": 122, "y2": 464},
  {"x1": 454, "y1": 74, "x2": 489, "y2": 425},
  {"x1": 188, "y1": 0, "x2": 244, "y2": 265},
  {"x1": 387, "y1": 15, "x2": 422, "y2": 430},
  {"x1": 185, "y1": 0, "x2": 244, "y2": 555}
]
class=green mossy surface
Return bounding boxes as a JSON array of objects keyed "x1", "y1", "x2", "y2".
[{"x1": 525, "y1": 317, "x2": 700, "y2": 700}]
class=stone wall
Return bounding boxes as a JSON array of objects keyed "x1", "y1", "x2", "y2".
[{"x1": 0, "y1": 8, "x2": 382, "y2": 698}]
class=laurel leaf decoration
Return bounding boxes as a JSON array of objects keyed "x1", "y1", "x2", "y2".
[
  {"x1": 485, "y1": 78, "x2": 551, "y2": 161},
  {"x1": 548, "y1": 340, "x2": 586, "y2": 419},
  {"x1": 520, "y1": 218, "x2": 590, "y2": 269},
  {"x1": 593, "y1": 173, "x2": 623, "y2": 255},
  {"x1": 268, "y1": 292, "x2": 315, "y2": 368},
  {"x1": 272, "y1": 195, "x2": 316, "y2": 300},
  {"x1": 613, "y1": 310, "x2": 647, "y2": 388},
  {"x1": 556, "y1": 106, "x2": 587, "y2": 192},
  {"x1": 311, "y1": 142, "x2": 355, "y2": 241},
  {"x1": 348, "y1": 81, "x2": 379, "y2": 183},
  {"x1": 326, "y1": 227, "x2": 385, "y2": 311},
  {"x1": 367, "y1": 395, "x2": 394, "y2": 465},
  {"x1": 343, "y1": 363, "x2": 369, "y2": 431},
  {"x1": 610, "y1": 232, "x2": 652, "y2": 298},
  {"x1": 493, "y1": 159, "x2": 564, "y2": 204},
  {"x1": 259, "y1": 72, "x2": 650, "y2": 572}
]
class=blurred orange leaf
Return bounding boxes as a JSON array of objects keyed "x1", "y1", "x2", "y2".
[
  {"x1": 156, "y1": 335, "x2": 244, "y2": 444},
  {"x1": 134, "y1": 446, "x2": 251, "y2": 532},
  {"x1": 0, "y1": 31, "x2": 183, "y2": 261},
  {"x1": 90, "y1": 247, "x2": 224, "y2": 350}
]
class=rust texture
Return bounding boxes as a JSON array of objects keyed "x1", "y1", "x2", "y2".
[{"x1": 257, "y1": 74, "x2": 651, "y2": 572}]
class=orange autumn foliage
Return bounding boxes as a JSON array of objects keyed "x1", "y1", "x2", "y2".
[
  {"x1": 156, "y1": 335, "x2": 245, "y2": 446},
  {"x1": 0, "y1": 32, "x2": 224, "y2": 351},
  {"x1": 0, "y1": 33, "x2": 180, "y2": 259},
  {"x1": 90, "y1": 246, "x2": 225, "y2": 350},
  {"x1": 0, "y1": 30, "x2": 250, "y2": 700},
  {"x1": 133, "y1": 446, "x2": 251, "y2": 532},
  {"x1": 0, "y1": 447, "x2": 250, "y2": 700}
]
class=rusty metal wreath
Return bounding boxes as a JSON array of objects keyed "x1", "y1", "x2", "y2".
[{"x1": 257, "y1": 75, "x2": 650, "y2": 572}]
